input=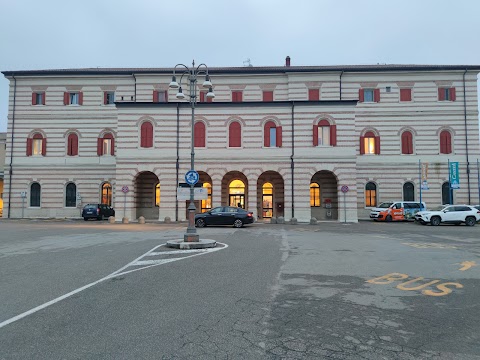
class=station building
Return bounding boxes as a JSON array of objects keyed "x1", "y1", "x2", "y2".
[{"x1": 2, "y1": 59, "x2": 480, "y2": 222}]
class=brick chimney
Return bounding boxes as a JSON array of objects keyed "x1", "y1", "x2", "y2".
[{"x1": 285, "y1": 56, "x2": 291, "y2": 67}]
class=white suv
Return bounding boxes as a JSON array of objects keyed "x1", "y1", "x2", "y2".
[{"x1": 415, "y1": 205, "x2": 480, "y2": 226}]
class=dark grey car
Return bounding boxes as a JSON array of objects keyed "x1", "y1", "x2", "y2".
[{"x1": 82, "y1": 204, "x2": 115, "y2": 221}]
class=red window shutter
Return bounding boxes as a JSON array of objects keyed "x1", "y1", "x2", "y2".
[
  {"x1": 79, "y1": 92, "x2": 83, "y2": 105},
  {"x1": 375, "y1": 136, "x2": 380, "y2": 154},
  {"x1": 32, "y1": 93, "x2": 37, "y2": 105},
  {"x1": 308, "y1": 89, "x2": 319, "y2": 101},
  {"x1": 438, "y1": 88, "x2": 445, "y2": 101},
  {"x1": 42, "y1": 92, "x2": 46, "y2": 105},
  {"x1": 440, "y1": 131, "x2": 452, "y2": 154},
  {"x1": 97, "y1": 138, "x2": 103, "y2": 156},
  {"x1": 42, "y1": 138, "x2": 47, "y2": 156},
  {"x1": 313, "y1": 125, "x2": 318, "y2": 146},
  {"x1": 232, "y1": 91, "x2": 242, "y2": 102},
  {"x1": 401, "y1": 132, "x2": 407, "y2": 154},
  {"x1": 374, "y1": 89, "x2": 380, "y2": 102},
  {"x1": 140, "y1": 123, "x2": 147, "y2": 147},
  {"x1": 232, "y1": 92, "x2": 236, "y2": 102},
  {"x1": 359, "y1": 89, "x2": 364, "y2": 102},
  {"x1": 450, "y1": 87, "x2": 456, "y2": 101},
  {"x1": 229, "y1": 122, "x2": 241, "y2": 147},
  {"x1": 263, "y1": 91, "x2": 273, "y2": 101},
  {"x1": 400, "y1": 88, "x2": 411, "y2": 102},
  {"x1": 64, "y1": 92, "x2": 69, "y2": 105},
  {"x1": 26, "y1": 138, "x2": 33, "y2": 156},
  {"x1": 360, "y1": 136, "x2": 365, "y2": 154},
  {"x1": 110, "y1": 137, "x2": 115, "y2": 155},
  {"x1": 330, "y1": 125, "x2": 337, "y2": 146},
  {"x1": 200, "y1": 92, "x2": 205, "y2": 102},
  {"x1": 72, "y1": 134, "x2": 78, "y2": 155},
  {"x1": 276, "y1": 126, "x2": 282, "y2": 147},
  {"x1": 153, "y1": 91, "x2": 159, "y2": 102},
  {"x1": 264, "y1": 123, "x2": 270, "y2": 147},
  {"x1": 147, "y1": 123, "x2": 153, "y2": 147},
  {"x1": 163, "y1": 90, "x2": 168, "y2": 103},
  {"x1": 446, "y1": 132, "x2": 452, "y2": 154},
  {"x1": 194, "y1": 122, "x2": 205, "y2": 147},
  {"x1": 104, "y1": 92, "x2": 108, "y2": 105}
]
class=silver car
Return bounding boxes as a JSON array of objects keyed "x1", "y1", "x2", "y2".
[{"x1": 415, "y1": 205, "x2": 480, "y2": 226}]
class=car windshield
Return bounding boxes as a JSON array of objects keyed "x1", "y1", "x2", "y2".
[
  {"x1": 84, "y1": 205, "x2": 97, "y2": 209},
  {"x1": 378, "y1": 202, "x2": 393, "y2": 208}
]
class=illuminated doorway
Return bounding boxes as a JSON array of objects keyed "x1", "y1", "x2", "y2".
[
  {"x1": 201, "y1": 182, "x2": 212, "y2": 212},
  {"x1": 102, "y1": 182, "x2": 112, "y2": 206},
  {"x1": 262, "y1": 182, "x2": 273, "y2": 218},
  {"x1": 229, "y1": 179, "x2": 245, "y2": 208}
]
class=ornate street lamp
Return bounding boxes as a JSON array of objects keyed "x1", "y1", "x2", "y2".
[{"x1": 169, "y1": 61, "x2": 215, "y2": 242}]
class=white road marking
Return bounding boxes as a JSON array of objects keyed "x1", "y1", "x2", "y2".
[
  {"x1": 147, "y1": 249, "x2": 211, "y2": 255},
  {"x1": 0, "y1": 242, "x2": 227, "y2": 330}
]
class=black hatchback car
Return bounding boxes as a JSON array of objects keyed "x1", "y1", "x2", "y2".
[
  {"x1": 195, "y1": 206, "x2": 254, "y2": 228},
  {"x1": 82, "y1": 204, "x2": 115, "y2": 221}
]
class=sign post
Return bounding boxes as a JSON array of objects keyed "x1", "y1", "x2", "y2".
[
  {"x1": 341, "y1": 185, "x2": 349, "y2": 223},
  {"x1": 121, "y1": 185, "x2": 129, "y2": 219}
]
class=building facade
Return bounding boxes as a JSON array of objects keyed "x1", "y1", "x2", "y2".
[{"x1": 2, "y1": 61, "x2": 480, "y2": 222}]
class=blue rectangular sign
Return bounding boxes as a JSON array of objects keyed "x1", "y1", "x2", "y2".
[{"x1": 449, "y1": 162, "x2": 460, "y2": 189}]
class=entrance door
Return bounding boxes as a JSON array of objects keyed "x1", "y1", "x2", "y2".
[
  {"x1": 262, "y1": 195, "x2": 273, "y2": 218},
  {"x1": 230, "y1": 194, "x2": 245, "y2": 209}
]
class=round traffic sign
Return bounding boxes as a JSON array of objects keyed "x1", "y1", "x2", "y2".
[
  {"x1": 185, "y1": 170, "x2": 199, "y2": 185},
  {"x1": 121, "y1": 185, "x2": 129, "y2": 193},
  {"x1": 341, "y1": 185, "x2": 349, "y2": 193}
]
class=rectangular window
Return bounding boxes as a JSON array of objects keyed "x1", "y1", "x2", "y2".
[
  {"x1": 364, "y1": 137, "x2": 375, "y2": 154},
  {"x1": 70, "y1": 92, "x2": 79, "y2": 105},
  {"x1": 105, "y1": 91, "x2": 115, "y2": 105},
  {"x1": 365, "y1": 190, "x2": 376, "y2": 207},
  {"x1": 199, "y1": 91, "x2": 213, "y2": 103},
  {"x1": 364, "y1": 89, "x2": 374, "y2": 102},
  {"x1": 232, "y1": 91, "x2": 243, "y2": 102},
  {"x1": 438, "y1": 87, "x2": 456, "y2": 101},
  {"x1": 269, "y1": 127, "x2": 277, "y2": 147},
  {"x1": 308, "y1": 89, "x2": 319, "y2": 101},
  {"x1": 318, "y1": 127, "x2": 330, "y2": 146},
  {"x1": 400, "y1": 88, "x2": 412, "y2": 102},
  {"x1": 263, "y1": 91, "x2": 273, "y2": 102},
  {"x1": 157, "y1": 90, "x2": 167, "y2": 102},
  {"x1": 103, "y1": 139, "x2": 111, "y2": 155},
  {"x1": 33, "y1": 92, "x2": 45, "y2": 105},
  {"x1": 33, "y1": 139, "x2": 42, "y2": 155}
]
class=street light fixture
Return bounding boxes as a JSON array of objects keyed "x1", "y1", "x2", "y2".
[{"x1": 170, "y1": 61, "x2": 215, "y2": 242}]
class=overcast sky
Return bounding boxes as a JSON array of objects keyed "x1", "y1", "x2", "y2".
[{"x1": 1, "y1": 0, "x2": 479, "y2": 132}]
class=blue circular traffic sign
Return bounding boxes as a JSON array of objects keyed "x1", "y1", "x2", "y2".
[{"x1": 185, "y1": 170, "x2": 199, "y2": 185}]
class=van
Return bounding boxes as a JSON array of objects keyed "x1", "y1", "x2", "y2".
[{"x1": 369, "y1": 201, "x2": 426, "y2": 222}]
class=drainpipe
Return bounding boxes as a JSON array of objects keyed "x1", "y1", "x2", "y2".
[
  {"x1": 339, "y1": 71, "x2": 344, "y2": 100},
  {"x1": 132, "y1": 73, "x2": 137, "y2": 102},
  {"x1": 7, "y1": 75, "x2": 17, "y2": 218},
  {"x1": 463, "y1": 69, "x2": 471, "y2": 203},
  {"x1": 290, "y1": 101, "x2": 295, "y2": 218},
  {"x1": 175, "y1": 102, "x2": 180, "y2": 221}
]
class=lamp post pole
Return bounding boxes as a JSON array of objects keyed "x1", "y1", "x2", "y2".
[{"x1": 169, "y1": 61, "x2": 215, "y2": 243}]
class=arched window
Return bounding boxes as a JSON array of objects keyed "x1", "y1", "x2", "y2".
[
  {"x1": 67, "y1": 133, "x2": 78, "y2": 156},
  {"x1": 313, "y1": 120, "x2": 336, "y2": 146},
  {"x1": 65, "y1": 183, "x2": 77, "y2": 207},
  {"x1": 310, "y1": 183, "x2": 320, "y2": 207},
  {"x1": 365, "y1": 182, "x2": 377, "y2": 207},
  {"x1": 229, "y1": 122, "x2": 241, "y2": 147},
  {"x1": 155, "y1": 183, "x2": 160, "y2": 207},
  {"x1": 442, "y1": 182, "x2": 453, "y2": 205},
  {"x1": 401, "y1": 131, "x2": 413, "y2": 154},
  {"x1": 264, "y1": 121, "x2": 282, "y2": 147},
  {"x1": 140, "y1": 122, "x2": 153, "y2": 148},
  {"x1": 360, "y1": 131, "x2": 380, "y2": 155},
  {"x1": 30, "y1": 182, "x2": 41, "y2": 207},
  {"x1": 229, "y1": 179, "x2": 245, "y2": 208},
  {"x1": 403, "y1": 182, "x2": 415, "y2": 201},
  {"x1": 439, "y1": 130, "x2": 452, "y2": 154},
  {"x1": 102, "y1": 183, "x2": 112, "y2": 206},
  {"x1": 97, "y1": 133, "x2": 115, "y2": 156},
  {"x1": 27, "y1": 133, "x2": 46, "y2": 156},
  {"x1": 201, "y1": 182, "x2": 212, "y2": 212},
  {"x1": 194, "y1": 122, "x2": 206, "y2": 148}
]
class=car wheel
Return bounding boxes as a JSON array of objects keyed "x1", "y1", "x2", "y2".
[
  {"x1": 195, "y1": 218, "x2": 206, "y2": 228},
  {"x1": 385, "y1": 215, "x2": 392, "y2": 222},
  {"x1": 430, "y1": 216, "x2": 441, "y2": 226},
  {"x1": 465, "y1": 216, "x2": 476, "y2": 227},
  {"x1": 233, "y1": 219, "x2": 243, "y2": 228},
  {"x1": 97, "y1": 216, "x2": 102, "y2": 221},
  {"x1": 83, "y1": 217, "x2": 88, "y2": 221}
]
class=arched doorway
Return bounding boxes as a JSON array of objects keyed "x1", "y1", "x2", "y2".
[
  {"x1": 403, "y1": 182, "x2": 415, "y2": 201},
  {"x1": 134, "y1": 171, "x2": 160, "y2": 220},
  {"x1": 102, "y1": 182, "x2": 112, "y2": 206},
  {"x1": 221, "y1": 171, "x2": 248, "y2": 208},
  {"x1": 186, "y1": 171, "x2": 212, "y2": 218},
  {"x1": 442, "y1": 181, "x2": 453, "y2": 205},
  {"x1": 257, "y1": 171, "x2": 285, "y2": 219},
  {"x1": 310, "y1": 170, "x2": 338, "y2": 220}
]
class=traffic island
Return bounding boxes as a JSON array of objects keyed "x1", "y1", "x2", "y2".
[{"x1": 166, "y1": 239, "x2": 217, "y2": 249}]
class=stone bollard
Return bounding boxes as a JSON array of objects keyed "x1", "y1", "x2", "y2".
[
  {"x1": 108, "y1": 216, "x2": 115, "y2": 224},
  {"x1": 310, "y1": 217, "x2": 317, "y2": 225},
  {"x1": 277, "y1": 216, "x2": 285, "y2": 224},
  {"x1": 270, "y1": 217, "x2": 277, "y2": 224},
  {"x1": 164, "y1": 216, "x2": 171, "y2": 223},
  {"x1": 122, "y1": 217, "x2": 129, "y2": 224},
  {"x1": 138, "y1": 216, "x2": 145, "y2": 224},
  {"x1": 290, "y1": 217, "x2": 297, "y2": 225}
]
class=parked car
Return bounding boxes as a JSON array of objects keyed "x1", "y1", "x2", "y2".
[
  {"x1": 370, "y1": 201, "x2": 426, "y2": 222},
  {"x1": 195, "y1": 206, "x2": 254, "y2": 228},
  {"x1": 414, "y1": 205, "x2": 480, "y2": 226},
  {"x1": 82, "y1": 204, "x2": 115, "y2": 221}
]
